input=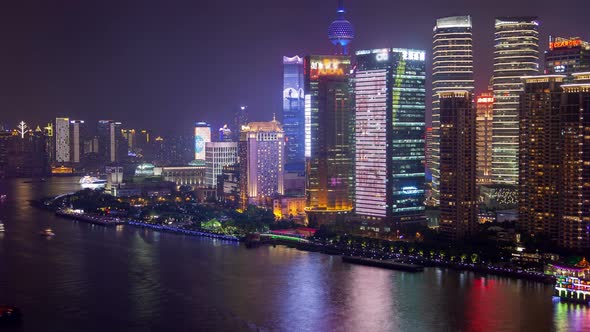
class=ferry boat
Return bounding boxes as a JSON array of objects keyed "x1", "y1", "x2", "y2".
[
  {"x1": 39, "y1": 228, "x2": 55, "y2": 237},
  {"x1": 0, "y1": 222, "x2": 4, "y2": 233},
  {"x1": 79, "y1": 176, "x2": 107, "y2": 188},
  {"x1": 546, "y1": 258, "x2": 590, "y2": 305}
]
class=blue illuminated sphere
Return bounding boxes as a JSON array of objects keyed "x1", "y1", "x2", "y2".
[{"x1": 328, "y1": 18, "x2": 354, "y2": 46}]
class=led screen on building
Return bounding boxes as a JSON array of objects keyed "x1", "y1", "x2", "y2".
[{"x1": 194, "y1": 123, "x2": 211, "y2": 160}]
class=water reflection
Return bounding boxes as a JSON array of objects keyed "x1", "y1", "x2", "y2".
[{"x1": 0, "y1": 177, "x2": 589, "y2": 331}]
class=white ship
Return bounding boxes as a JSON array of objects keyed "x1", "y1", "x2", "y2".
[{"x1": 79, "y1": 176, "x2": 107, "y2": 188}]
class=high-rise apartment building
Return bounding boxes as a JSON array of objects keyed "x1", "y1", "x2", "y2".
[
  {"x1": 492, "y1": 17, "x2": 540, "y2": 185},
  {"x1": 559, "y1": 72, "x2": 590, "y2": 251},
  {"x1": 354, "y1": 48, "x2": 427, "y2": 227},
  {"x1": 282, "y1": 55, "x2": 306, "y2": 173},
  {"x1": 304, "y1": 55, "x2": 354, "y2": 225},
  {"x1": 545, "y1": 37, "x2": 590, "y2": 78},
  {"x1": 431, "y1": 15, "x2": 474, "y2": 204},
  {"x1": 239, "y1": 120, "x2": 285, "y2": 208},
  {"x1": 476, "y1": 90, "x2": 494, "y2": 185},
  {"x1": 438, "y1": 91, "x2": 477, "y2": 240},
  {"x1": 205, "y1": 142, "x2": 237, "y2": 188},
  {"x1": 69, "y1": 120, "x2": 84, "y2": 163},
  {"x1": 55, "y1": 118, "x2": 70, "y2": 163},
  {"x1": 518, "y1": 75, "x2": 564, "y2": 243}
]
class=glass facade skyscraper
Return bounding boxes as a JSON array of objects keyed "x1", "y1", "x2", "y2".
[
  {"x1": 492, "y1": 17, "x2": 539, "y2": 185},
  {"x1": 354, "y1": 48, "x2": 427, "y2": 227},
  {"x1": 431, "y1": 15, "x2": 474, "y2": 205},
  {"x1": 304, "y1": 55, "x2": 354, "y2": 225},
  {"x1": 282, "y1": 55, "x2": 305, "y2": 173}
]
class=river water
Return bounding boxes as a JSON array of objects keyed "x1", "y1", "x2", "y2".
[{"x1": 0, "y1": 177, "x2": 588, "y2": 331}]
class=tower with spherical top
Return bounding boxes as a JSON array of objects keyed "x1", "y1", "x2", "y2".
[{"x1": 328, "y1": 0, "x2": 354, "y2": 55}]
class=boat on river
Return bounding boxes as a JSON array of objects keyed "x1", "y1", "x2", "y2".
[
  {"x1": 39, "y1": 228, "x2": 55, "y2": 237},
  {"x1": 342, "y1": 256, "x2": 424, "y2": 272},
  {"x1": 546, "y1": 258, "x2": 590, "y2": 305}
]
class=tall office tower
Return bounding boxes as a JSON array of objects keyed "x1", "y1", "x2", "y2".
[
  {"x1": 518, "y1": 75, "x2": 564, "y2": 244},
  {"x1": 194, "y1": 122, "x2": 211, "y2": 162},
  {"x1": 238, "y1": 119, "x2": 285, "y2": 209},
  {"x1": 425, "y1": 127, "x2": 433, "y2": 179},
  {"x1": 218, "y1": 124, "x2": 232, "y2": 142},
  {"x1": 84, "y1": 137, "x2": 99, "y2": 154},
  {"x1": 43, "y1": 123, "x2": 54, "y2": 163},
  {"x1": 205, "y1": 142, "x2": 237, "y2": 188},
  {"x1": 69, "y1": 120, "x2": 84, "y2": 163},
  {"x1": 354, "y1": 48, "x2": 427, "y2": 228},
  {"x1": 431, "y1": 15, "x2": 474, "y2": 205},
  {"x1": 0, "y1": 130, "x2": 12, "y2": 178},
  {"x1": 328, "y1": 0, "x2": 354, "y2": 55},
  {"x1": 29, "y1": 126, "x2": 49, "y2": 177},
  {"x1": 492, "y1": 17, "x2": 540, "y2": 185},
  {"x1": 233, "y1": 106, "x2": 248, "y2": 141},
  {"x1": 545, "y1": 37, "x2": 590, "y2": 79},
  {"x1": 55, "y1": 118, "x2": 70, "y2": 163},
  {"x1": 121, "y1": 129, "x2": 136, "y2": 152},
  {"x1": 476, "y1": 89, "x2": 494, "y2": 185},
  {"x1": 304, "y1": 55, "x2": 354, "y2": 224},
  {"x1": 559, "y1": 72, "x2": 590, "y2": 251},
  {"x1": 438, "y1": 91, "x2": 477, "y2": 240},
  {"x1": 97, "y1": 120, "x2": 123, "y2": 163},
  {"x1": 137, "y1": 130, "x2": 150, "y2": 149},
  {"x1": 282, "y1": 55, "x2": 306, "y2": 173}
]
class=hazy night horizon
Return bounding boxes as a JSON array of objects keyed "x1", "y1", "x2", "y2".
[{"x1": 1, "y1": 0, "x2": 586, "y2": 133}]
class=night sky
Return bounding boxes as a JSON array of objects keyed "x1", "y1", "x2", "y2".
[{"x1": 1, "y1": 0, "x2": 588, "y2": 134}]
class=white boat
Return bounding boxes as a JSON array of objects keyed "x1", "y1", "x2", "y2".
[
  {"x1": 79, "y1": 176, "x2": 107, "y2": 188},
  {"x1": 39, "y1": 228, "x2": 55, "y2": 237},
  {"x1": 0, "y1": 222, "x2": 5, "y2": 233}
]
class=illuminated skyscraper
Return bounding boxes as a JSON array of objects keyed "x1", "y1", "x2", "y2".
[
  {"x1": 492, "y1": 17, "x2": 540, "y2": 185},
  {"x1": 558, "y1": 72, "x2": 590, "y2": 251},
  {"x1": 545, "y1": 37, "x2": 590, "y2": 78},
  {"x1": 69, "y1": 120, "x2": 85, "y2": 163},
  {"x1": 194, "y1": 122, "x2": 211, "y2": 161},
  {"x1": 431, "y1": 15, "x2": 474, "y2": 204},
  {"x1": 205, "y1": 142, "x2": 237, "y2": 188},
  {"x1": 239, "y1": 119, "x2": 285, "y2": 208},
  {"x1": 476, "y1": 88, "x2": 494, "y2": 185},
  {"x1": 304, "y1": 55, "x2": 354, "y2": 224},
  {"x1": 438, "y1": 91, "x2": 477, "y2": 240},
  {"x1": 354, "y1": 48, "x2": 427, "y2": 228},
  {"x1": 518, "y1": 75, "x2": 564, "y2": 244},
  {"x1": 282, "y1": 55, "x2": 305, "y2": 173},
  {"x1": 55, "y1": 118, "x2": 70, "y2": 163}
]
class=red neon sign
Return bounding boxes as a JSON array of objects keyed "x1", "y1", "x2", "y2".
[{"x1": 550, "y1": 39, "x2": 582, "y2": 50}]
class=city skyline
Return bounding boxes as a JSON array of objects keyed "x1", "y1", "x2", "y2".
[{"x1": 2, "y1": 0, "x2": 589, "y2": 131}]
